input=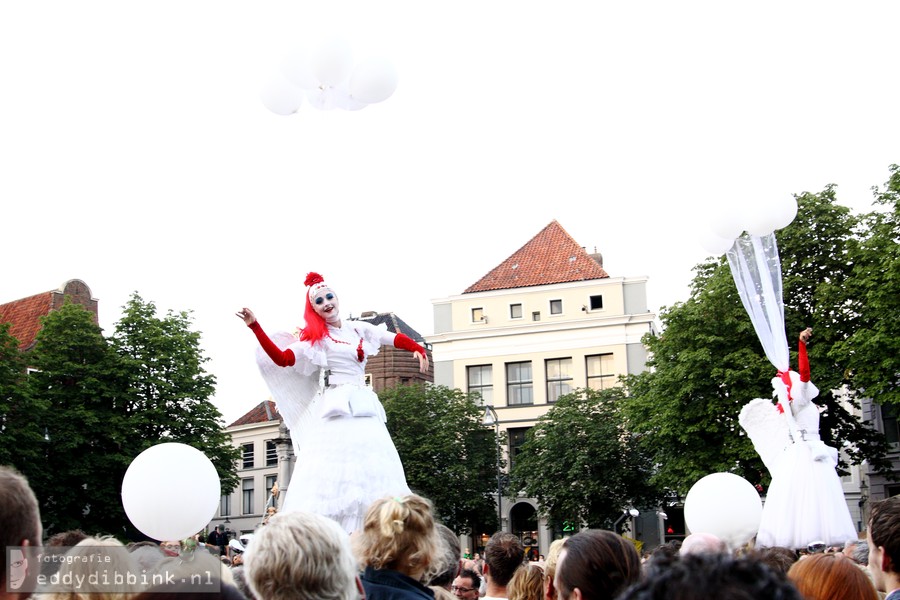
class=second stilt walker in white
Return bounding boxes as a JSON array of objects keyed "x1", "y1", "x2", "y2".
[{"x1": 236, "y1": 272, "x2": 428, "y2": 534}]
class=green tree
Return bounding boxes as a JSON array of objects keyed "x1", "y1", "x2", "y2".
[
  {"x1": 832, "y1": 165, "x2": 900, "y2": 407},
  {"x1": 0, "y1": 322, "x2": 45, "y2": 467},
  {"x1": 24, "y1": 301, "x2": 132, "y2": 535},
  {"x1": 623, "y1": 187, "x2": 892, "y2": 496},
  {"x1": 509, "y1": 387, "x2": 660, "y2": 530},
  {"x1": 110, "y1": 293, "x2": 239, "y2": 493},
  {"x1": 380, "y1": 384, "x2": 500, "y2": 536}
]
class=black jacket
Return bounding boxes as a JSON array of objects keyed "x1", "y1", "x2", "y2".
[{"x1": 360, "y1": 566, "x2": 435, "y2": 600}]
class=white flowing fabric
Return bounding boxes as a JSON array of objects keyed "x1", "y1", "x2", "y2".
[
  {"x1": 253, "y1": 321, "x2": 411, "y2": 533},
  {"x1": 727, "y1": 233, "x2": 856, "y2": 549}
]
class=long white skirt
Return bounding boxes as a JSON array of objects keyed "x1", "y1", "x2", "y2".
[
  {"x1": 279, "y1": 387, "x2": 410, "y2": 534},
  {"x1": 755, "y1": 441, "x2": 857, "y2": 549}
]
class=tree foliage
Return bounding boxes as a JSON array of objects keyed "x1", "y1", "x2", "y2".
[
  {"x1": 380, "y1": 384, "x2": 500, "y2": 536},
  {"x1": 831, "y1": 165, "x2": 900, "y2": 406},
  {"x1": 110, "y1": 293, "x2": 239, "y2": 493},
  {"x1": 509, "y1": 387, "x2": 660, "y2": 530},
  {"x1": 0, "y1": 294, "x2": 238, "y2": 537},
  {"x1": 622, "y1": 185, "x2": 893, "y2": 497}
]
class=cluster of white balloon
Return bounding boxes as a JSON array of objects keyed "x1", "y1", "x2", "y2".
[
  {"x1": 683, "y1": 472, "x2": 762, "y2": 550},
  {"x1": 699, "y1": 195, "x2": 799, "y2": 256},
  {"x1": 261, "y1": 38, "x2": 399, "y2": 116}
]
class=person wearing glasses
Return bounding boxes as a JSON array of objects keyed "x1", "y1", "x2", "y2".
[
  {"x1": 237, "y1": 272, "x2": 429, "y2": 535},
  {"x1": 452, "y1": 569, "x2": 481, "y2": 600}
]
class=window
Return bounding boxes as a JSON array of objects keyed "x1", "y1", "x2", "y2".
[
  {"x1": 532, "y1": 312, "x2": 541, "y2": 322},
  {"x1": 467, "y1": 365, "x2": 493, "y2": 406},
  {"x1": 241, "y1": 443, "x2": 254, "y2": 469},
  {"x1": 882, "y1": 404, "x2": 900, "y2": 447},
  {"x1": 506, "y1": 362, "x2": 533, "y2": 406},
  {"x1": 242, "y1": 478, "x2": 254, "y2": 515},
  {"x1": 586, "y1": 354, "x2": 616, "y2": 390},
  {"x1": 546, "y1": 358, "x2": 573, "y2": 403},
  {"x1": 550, "y1": 299, "x2": 562, "y2": 315},
  {"x1": 472, "y1": 307, "x2": 484, "y2": 322},
  {"x1": 265, "y1": 475, "x2": 278, "y2": 507},
  {"x1": 589, "y1": 295, "x2": 604, "y2": 310},
  {"x1": 220, "y1": 494, "x2": 232, "y2": 517},
  {"x1": 266, "y1": 440, "x2": 278, "y2": 466},
  {"x1": 508, "y1": 427, "x2": 531, "y2": 471},
  {"x1": 510, "y1": 303, "x2": 523, "y2": 319}
]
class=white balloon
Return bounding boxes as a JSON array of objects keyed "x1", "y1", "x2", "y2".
[
  {"x1": 260, "y1": 76, "x2": 304, "y2": 116},
  {"x1": 709, "y1": 211, "x2": 744, "y2": 241},
  {"x1": 280, "y1": 45, "x2": 318, "y2": 90},
  {"x1": 699, "y1": 230, "x2": 736, "y2": 256},
  {"x1": 121, "y1": 443, "x2": 220, "y2": 541},
  {"x1": 312, "y1": 38, "x2": 353, "y2": 88},
  {"x1": 334, "y1": 86, "x2": 368, "y2": 111},
  {"x1": 684, "y1": 472, "x2": 762, "y2": 550},
  {"x1": 744, "y1": 199, "x2": 780, "y2": 237},
  {"x1": 772, "y1": 196, "x2": 798, "y2": 230},
  {"x1": 349, "y1": 58, "x2": 398, "y2": 104},
  {"x1": 306, "y1": 86, "x2": 338, "y2": 110}
]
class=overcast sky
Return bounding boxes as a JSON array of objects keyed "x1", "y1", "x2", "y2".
[{"x1": 2, "y1": 1, "x2": 898, "y2": 424}]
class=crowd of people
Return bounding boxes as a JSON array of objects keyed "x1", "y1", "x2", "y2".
[{"x1": 6, "y1": 462, "x2": 900, "y2": 600}]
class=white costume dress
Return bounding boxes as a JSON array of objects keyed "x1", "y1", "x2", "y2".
[
  {"x1": 739, "y1": 367, "x2": 857, "y2": 549},
  {"x1": 254, "y1": 319, "x2": 411, "y2": 533}
]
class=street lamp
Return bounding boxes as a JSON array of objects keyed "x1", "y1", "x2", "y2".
[
  {"x1": 482, "y1": 405, "x2": 502, "y2": 531},
  {"x1": 613, "y1": 508, "x2": 640, "y2": 534}
]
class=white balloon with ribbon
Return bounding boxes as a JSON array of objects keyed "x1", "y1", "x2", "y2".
[{"x1": 121, "y1": 442, "x2": 220, "y2": 541}]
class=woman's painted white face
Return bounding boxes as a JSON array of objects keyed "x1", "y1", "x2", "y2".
[{"x1": 312, "y1": 289, "x2": 340, "y2": 323}]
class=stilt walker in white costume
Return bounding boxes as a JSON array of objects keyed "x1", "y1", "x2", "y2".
[
  {"x1": 727, "y1": 233, "x2": 856, "y2": 550},
  {"x1": 236, "y1": 272, "x2": 428, "y2": 534}
]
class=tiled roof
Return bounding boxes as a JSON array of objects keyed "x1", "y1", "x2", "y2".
[
  {"x1": 229, "y1": 400, "x2": 281, "y2": 427},
  {"x1": 353, "y1": 312, "x2": 425, "y2": 342},
  {"x1": 464, "y1": 220, "x2": 609, "y2": 293},
  {"x1": 0, "y1": 291, "x2": 56, "y2": 350}
]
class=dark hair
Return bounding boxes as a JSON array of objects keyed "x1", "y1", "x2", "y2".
[
  {"x1": 458, "y1": 568, "x2": 482, "y2": 590},
  {"x1": 753, "y1": 546, "x2": 799, "y2": 575},
  {"x1": 788, "y1": 552, "x2": 878, "y2": 600},
  {"x1": 557, "y1": 530, "x2": 641, "y2": 600},
  {"x1": 870, "y1": 496, "x2": 900, "y2": 573},
  {"x1": 485, "y1": 532, "x2": 525, "y2": 587},
  {"x1": 619, "y1": 552, "x2": 802, "y2": 600}
]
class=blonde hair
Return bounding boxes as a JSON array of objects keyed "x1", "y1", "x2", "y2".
[
  {"x1": 39, "y1": 536, "x2": 142, "y2": 600},
  {"x1": 353, "y1": 494, "x2": 446, "y2": 581},
  {"x1": 508, "y1": 563, "x2": 545, "y2": 600}
]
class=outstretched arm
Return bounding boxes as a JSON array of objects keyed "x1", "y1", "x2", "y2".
[
  {"x1": 236, "y1": 308, "x2": 296, "y2": 367},
  {"x1": 798, "y1": 328, "x2": 812, "y2": 382},
  {"x1": 394, "y1": 333, "x2": 430, "y2": 374}
]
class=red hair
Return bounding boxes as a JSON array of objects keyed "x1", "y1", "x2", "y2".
[{"x1": 299, "y1": 272, "x2": 328, "y2": 344}]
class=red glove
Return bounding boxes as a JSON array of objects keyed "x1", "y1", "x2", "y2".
[
  {"x1": 249, "y1": 322, "x2": 296, "y2": 367},
  {"x1": 394, "y1": 333, "x2": 425, "y2": 355}
]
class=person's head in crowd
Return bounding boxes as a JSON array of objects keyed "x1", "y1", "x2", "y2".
[
  {"x1": 619, "y1": 552, "x2": 802, "y2": 600},
  {"x1": 753, "y1": 546, "x2": 799, "y2": 575},
  {"x1": 483, "y1": 532, "x2": 525, "y2": 596},
  {"x1": 430, "y1": 524, "x2": 462, "y2": 590},
  {"x1": 354, "y1": 494, "x2": 446, "y2": 584},
  {"x1": 554, "y1": 530, "x2": 641, "y2": 600},
  {"x1": 160, "y1": 540, "x2": 182, "y2": 557},
  {"x1": 868, "y1": 495, "x2": 900, "y2": 595},
  {"x1": 679, "y1": 532, "x2": 729, "y2": 556},
  {"x1": 508, "y1": 563, "x2": 544, "y2": 600},
  {"x1": 132, "y1": 580, "x2": 247, "y2": 600},
  {"x1": 788, "y1": 552, "x2": 879, "y2": 600},
  {"x1": 229, "y1": 565, "x2": 255, "y2": 600},
  {"x1": 128, "y1": 542, "x2": 166, "y2": 574},
  {"x1": 451, "y1": 568, "x2": 480, "y2": 600},
  {"x1": 47, "y1": 530, "x2": 88, "y2": 548},
  {"x1": 543, "y1": 538, "x2": 567, "y2": 600},
  {"x1": 852, "y1": 541, "x2": 870, "y2": 566},
  {"x1": 41, "y1": 537, "x2": 142, "y2": 600},
  {"x1": 641, "y1": 539, "x2": 682, "y2": 580},
  {"x1": 0, "y1": 466, "x2": 42, "y2": 599},
  {"x1": 244, "y1": 510, "x2": 361, "y2": 600}
]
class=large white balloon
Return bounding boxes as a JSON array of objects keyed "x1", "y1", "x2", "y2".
[
  {"x1": 121, "y1": 443, "x2": 220, "y2": 541},
  {"x1": 312, "y1": 38, "x2": 354, "y2": 88},
  {"x1": 260, "y1": 75, "x2": 304, "y2": 116},
  {"x1": 699, "y1": 230, "x2": 736, "y2": 256},
  {"x1": 684, "y1": 472, "x2": 762, "y2": 549},
  {"x1": 349, "y1": 58, "x2": 398, "y2": 104},
  {"x1": 280, "y1": 45, "x2": 318, "y2": 90},
  {"x1": 772, "y1": 195, "x2": 799, "y2": 230},
  {"x1": 709, "y1": 211, "x2": 744, "y2": 242}
]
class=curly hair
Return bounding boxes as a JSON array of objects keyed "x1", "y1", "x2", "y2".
[{"x1": 353, "y1": 494, "x2": 446, "y2": 582}]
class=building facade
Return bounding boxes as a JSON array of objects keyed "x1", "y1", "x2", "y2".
[{"x1": 427, "y1": 220, "x2": 658, "y2": 557}]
